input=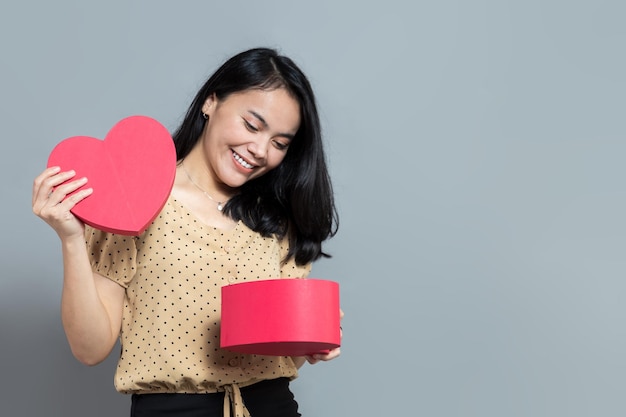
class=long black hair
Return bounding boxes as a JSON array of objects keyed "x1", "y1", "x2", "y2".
[{"x1": 172, "y1": 47, "x2": 338, "y2": 265}]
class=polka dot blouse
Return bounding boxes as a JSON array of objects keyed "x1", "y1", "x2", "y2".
[{"x1": 85, "y1": 196, "x2": 311, "y2": 394}]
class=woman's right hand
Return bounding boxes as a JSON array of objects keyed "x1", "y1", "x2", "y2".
[{"x1": 32, "y1": 166, "x2": 93, "y2": 239}]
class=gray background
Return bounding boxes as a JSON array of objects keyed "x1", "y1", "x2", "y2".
[{"x1": 2, "y1": 0, "x2": 625, "y2": 416}]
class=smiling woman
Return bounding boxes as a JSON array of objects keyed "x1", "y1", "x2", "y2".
[
  {"x1": 192, "y1": 88, "x2": 300, "y2": 192},
  {"x1": 32, "y1": 47, "x2": 340, "y2": 417},
  {"x1": 173, "y1": 87, "x2": 301, "y2": 231}
]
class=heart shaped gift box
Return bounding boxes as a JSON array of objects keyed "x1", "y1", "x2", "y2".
[
  {"x1": 220, "y1": 278, "x2": 341, "y2": 356},
  {"x1": 47, "y1": 115, "x2": 176, "y2": 235}
]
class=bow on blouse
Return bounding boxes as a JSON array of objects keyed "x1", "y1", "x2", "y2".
[{"x1": 223, "y1": 384, "x2": 251, "y2": 417}]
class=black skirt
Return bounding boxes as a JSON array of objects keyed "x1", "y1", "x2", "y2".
[{"x1": 130, "y1": 377, "x2": 301, "y2": 417}]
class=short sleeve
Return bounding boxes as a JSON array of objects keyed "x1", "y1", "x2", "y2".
[
  {"x1": 279, "y1": 237, "x2": 312, "y2": 278},
  {"x1": 85, "y1": 226, "x2": 137, "y2": 288}
]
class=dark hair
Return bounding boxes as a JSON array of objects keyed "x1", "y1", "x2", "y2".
[{"x1": 172, "y1": 47, "x2": 338, "y2": 265}]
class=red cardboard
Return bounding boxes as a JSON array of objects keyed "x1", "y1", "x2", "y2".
[
  {"x1": 221, "y1": 278, "x2": 341, "y2": 356},
  {"x1": 47, "y1": 115, "x2": 176, "y2": 235}
]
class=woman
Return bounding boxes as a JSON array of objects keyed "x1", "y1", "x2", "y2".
[{"x1": 32, "y1": 47, "x2": 341, "y2": 417}]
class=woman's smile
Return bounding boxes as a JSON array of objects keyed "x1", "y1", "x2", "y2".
[{"x1": 232, "y1": 150, "x2": 255, "y2": 170}]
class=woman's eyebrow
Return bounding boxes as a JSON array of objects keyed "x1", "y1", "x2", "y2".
[{"x1": 248, "y1": 110, "x2": 268, "y2": 127}]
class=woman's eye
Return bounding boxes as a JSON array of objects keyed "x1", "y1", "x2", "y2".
[
  {"x1": 273, "y1": 140, "x2": 289, "y2": 151},
  {"x1": 244, "y1": 120, "x2": 259, "y2": 132}
]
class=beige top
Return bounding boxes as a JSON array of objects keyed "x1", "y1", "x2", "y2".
[{"x1": 85, "y1": 196, "x2": 311, "y2": 398}]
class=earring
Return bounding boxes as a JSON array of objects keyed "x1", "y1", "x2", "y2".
[{"x1": 202, "y1": 112, "x2": 208, "y2": 120}]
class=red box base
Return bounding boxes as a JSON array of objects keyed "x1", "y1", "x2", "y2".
[{"x1": 221, "y1": 279, "x2": 340, "y2": 356}]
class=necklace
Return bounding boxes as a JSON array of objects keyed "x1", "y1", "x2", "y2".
[{"x1": 181, "y1": 162, "x2": 225, "y2": 211}]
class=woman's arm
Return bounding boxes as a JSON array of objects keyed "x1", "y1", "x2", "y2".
[
  {"x1": 60, "y1": 236, "x2": 124, "y2": 365},
  {"x1": 33, "y1": 167, "x2": 125, "y2": 365}
]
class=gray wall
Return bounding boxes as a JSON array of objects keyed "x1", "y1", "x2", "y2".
[{"x1": 2, "y1": 1, "x2": 626, "y2": 416}]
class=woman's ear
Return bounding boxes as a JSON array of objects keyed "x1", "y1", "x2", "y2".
[{"x1": 202, "y1": 93, "x2": 217, "y2": 117}]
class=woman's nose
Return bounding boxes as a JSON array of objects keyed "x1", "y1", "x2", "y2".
[{"x1": 247, "y1": 137, "x2": 269, "y2": 160}]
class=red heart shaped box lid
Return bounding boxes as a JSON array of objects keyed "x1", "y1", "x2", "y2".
[
  {"x1": 220, "y1": 278, "x2": 341, "y2": 356},
  {"x1": 47, "y1": 115, "x2": 176, "y2": 236}
]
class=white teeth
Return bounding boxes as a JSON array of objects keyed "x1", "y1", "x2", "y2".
[{"x1": 233, "y1": 151, "x2": 254, "y2": 169}]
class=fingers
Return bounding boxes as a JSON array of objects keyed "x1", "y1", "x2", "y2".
[
  {"x1": 306, "y1": 346, "x2": 341, "y2": 364},
  {"x1": 48, "y1": 175, "x2": 90, "y2": 207},
  {"x1": 32, "y1": 167, "x2": 93, "y2": 237},
  {"x1": 32, "y1": 166, "x2": 61, "y2": 205},
  {"x1": 305, "y1": 355, "x2": 319, "y2": 364},
  {"x1": 339, "y1": 308, "x2": 344, "y2": 339},
  {"x1": 33, "y1": 166, "x2": 78, "y2": 206},
  {"x1": 306, "y1": 307, "x2": 345, "y2": 364},
  {"x1": 33, "y1": 167, "x2": 90, "y2": 209}
]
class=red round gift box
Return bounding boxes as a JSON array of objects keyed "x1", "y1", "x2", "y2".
[{"x1": 220, "y1": 278, "x2": 340, "y2": 356}]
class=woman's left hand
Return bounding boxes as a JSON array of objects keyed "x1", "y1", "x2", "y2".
[{"x1": 306, "y1": 308, "x2": 344, "y2": 364}]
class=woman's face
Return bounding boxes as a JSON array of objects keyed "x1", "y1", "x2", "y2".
[{"x1": 199, "y1": 87, "x2": 301, "y2": 189}]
